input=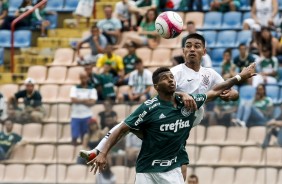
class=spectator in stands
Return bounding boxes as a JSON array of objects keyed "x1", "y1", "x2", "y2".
[
  {"x1": 1, "y1": 0, "x2": 33, "y2": 30},
  {"x1": 187, "y1": 0, "x2": 203, "y2": 11},
  {"x1": 123, "y1": 42, "x2": 139, "y2": 77},
  {"x1": 171, "y1": 55, "x2": 185, "y2": 66},
  {"x1": 77, "y1": 25, "x2": 108, "y2": 65},
  {"x1": 0, "y1": 0, "x2": 8, "y2": 26},
  {"x1": 9, "y1": 78, "x2": 44, "y2": 123},
  {"x1": 188, "y1": 174, "x2": 199, "y2": 184},
  {"x1": 258, "y1": 26, "x2": 279, "y2": 56},
  {"x1": 233, "y1": 43, "x2": 256, "y2": 72},
  {"x1": 114, "y1": 0, "x2": 136, "y2": 31},
  {"x1": 96, "y1": 161, "x2": 116, "y2": 184},
  {"x1": 0, "y1": 119, "x2": 24, "y2": 160},
  {"x1": 210, "y1": 0, "x2": 241, "y2": 12},
  {"x1": 125, "y1": 132, "x2": 142, "y2": 166},
  {"x1": 96, "y1": 44, "x2": 125, "y2": 80},
  {"x1": 97, "y1": 5, "x2": 122, "y2": 45},
  {"x1": 232, "y1": 84, "x2": 274, "y2": 127},
  {"x1": 249, "y1": 30, "x2": 261, "y2": 56},
  {"x1": 117, "y1": 58, "x2": 153, "y2": 103},
  {"x1": 70, "y1": 72, "x2": 97, "y2": 145},
  {"x1": 97, "y1": 62, "x2": 117, "y2": 101},
  {"x1": 73, "y1": 0, "x2": 94, "y2": 28},
  {"x1": 0, "y1": 92, "x2": 7, "y2": 123},
  {"x1": 262, "y1": 119, "x2": 282, "y2": 148},
  {"x1": 252, "y1": 45, "x2": 278, "y2": 87},
  {"x1": 98, "y1": 99, "x2": 118, "y2": 131},
  {"x1": 32, "y1": 0, "x2": 56, "y2": 37},
  {"x1": 117, "y1": 9, "x2": 160, "y2": 49},
  {"x1": 130, "y1": 0, "x2": 158, "y2": 22},
  {"x1": 243, "y1": 0, "x2": 279, "y2": 31},
  {"x1": 221, "y1": 48, "x2": 236, "y2": 80}
]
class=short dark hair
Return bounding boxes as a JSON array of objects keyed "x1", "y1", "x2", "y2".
[
  {"x1": 134, "y1": 57, "x2": 142, "y2": 65},
  {"x1": 239, "y1": 43, "x2": 246, "y2": 48},
  {"x1": 184, "y1": 33, "x2": 205, "y2": 47},
  {"x1": 189, "y1": 174, "x2": 199, "y2": 182},
  {"x1": 224, "y1": 48, "x2": 232, "y2": 55},
  {"x1": 187, "y1": 21, "x2": 194, "y2": 25},
  {"x1": 103, "y1": 4, "x2": 112, "y2": 9},
  {"x1": 152, "y1": 67, "x2": 170, "y2": 84}
]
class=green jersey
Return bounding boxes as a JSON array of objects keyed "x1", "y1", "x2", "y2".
[
  {"x1": 124, "y1": 94, "x2": 206, "y2": 173},
  {"x1": 123, "y1": 54, "x2": 138, "y2": 74},
  {"x1": 0, "y1": 132, "x2": 22, "y2": 153},
  {"x1": 97, "y1": 73, "x2": 116, "y2": 98}
]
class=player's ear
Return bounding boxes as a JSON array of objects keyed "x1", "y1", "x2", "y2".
[
  {"x1": 203, "y1": 48, "x2": 207, "y2": 55},
  {"x1": 154, "y1": 84, "x2": 158, "y2": 91}
]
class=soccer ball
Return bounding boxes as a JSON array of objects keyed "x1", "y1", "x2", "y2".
[{"x1": 155, "y1": 11, "x2": 183, "y2": 39}]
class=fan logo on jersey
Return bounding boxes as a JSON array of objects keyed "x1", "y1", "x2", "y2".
[
  {"x1": 202, "y1": 74, "x2": 210, "y2": 86},
  {"x1": 181, "y1": 107, "x2": 191, "y2": 117}
]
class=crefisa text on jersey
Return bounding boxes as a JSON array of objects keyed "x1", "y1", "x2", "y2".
[{"x1": 160, "y1": 119, "x2": 190, "y2": 132}]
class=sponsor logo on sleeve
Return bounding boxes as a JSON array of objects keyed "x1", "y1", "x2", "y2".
[
  {"x1": 134, "y1": 110, "x2": 147, "y2": 126},
  {"x1": 144, "y1": 97, "x2": 158, "y2": 106}
]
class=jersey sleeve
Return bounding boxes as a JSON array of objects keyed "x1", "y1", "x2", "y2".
[
  {"x1": 123, "y1": 103, "x2": 149, "y2": 130},
  {"x1": 211, "y1": 69, "x2": 224, "y2": 86},
  {"x1": 191, "y1": 94, "x2": 207, "y2": 109},
  {"x1": 14, "y1": 90, "x2": 25, "y2": 99},
  {"x1": 128, "y1": 72, "x2": 134, "y2": 86},
  {"x1": 90, "y1": 89, "x2": 98, "y2": 100}
]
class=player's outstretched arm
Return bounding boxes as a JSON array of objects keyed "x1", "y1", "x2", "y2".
[
  {"x1": 88, "y1": 122, "x2": 130, "y2": 174},
  {"x1": 206, "y1": 63, "x2": 256, "y2": 102}
]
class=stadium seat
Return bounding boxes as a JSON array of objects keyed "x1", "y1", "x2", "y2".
[
  {"x1": 203, "y1": 125, "x2": 226, "y2": 144},
  {"x1": 242, "y1": 11, "x2": 251, "y2": 20},
  {"x1": 218, "y1": 146, "x2": 241, "y2": 166},
  {"x1": 255, "y1": 168, "x2": 278, "y2": 184},
  {"x1": 0, "y1": 84, "x2": 19, "y2": 101},
  {"x1": 44, "y1": 164, "x2": 67, "y2": 183},
  {"x1": 233, "y1": 167, "x2": 256, "y2": 184},
  {"x1": 262, "y1": 147, "x2": 282, "y2": 166},
  {"x1": 14, "y1": 30, "x2": 31, "y2": 47},
  {"x1": 46, "y1": 14, "x2": 58, "y2": 29},
  {"x1": 240, "y1": 147, "x2": 263, "y2": 166},
  {"x1": 150, "y1": 48, "x2": 172, "y2": 67},
  {"x1": 45, "y1": 104, "x2": 71, "y2": 123},
  {"x1": 171, "y1": 48, "x2": 183, "y2": 57},
  {"x1": 0, "y1": 30, "x2": 11, "y2": 47},
  {"x1": 202, "y1": 31, "x2": 217, "y2": 48},
  {"x1": 8, "y1": 0, "x2": 23, "y2": 14},
  {"x1": 44, "y1": 66, "x2": 67, "y2": 84},
  {"x1": 240, "y1": 0, "x2": 251, "y2": 11},
  {"x1": 11, "y1": 123, "x2": 22, "y2": 136},
  {"x1": 194, "y1": 167, "x2": 214, "y2": 183},
  {"x1": 64, "y1": 66, "x2": 85, "y2": 84},
  {"x1": 56, "y1": 145, "x2": 75, "y2": 164},
  {"x1": 57, "y1": 85, "x2": 72, "y2": 103},
  {"x1": 23, "y1": 164, "x2": 46, "y2": 182},
  {"x1": 111, "y1": 166, "x2": 131, "y2": 183},
  {"x1": 279, "y1": 0, "x2": 282, "y2": 10},
  {"x1": 50, "y1": 48, "x2": 74, "y2": 66},
  {"x1": 136, "y1": 48, "x2": 152, "y2": 66},
  {"x1": 215, "y1": 30, "x2": 237, "y2": 48},
  {"x1": 113, "y1": 48, "x2": 129, "y2": 58},
  {"x1": 0, "y1": 164, "x2": 4, "y2": 180},
  {"x1": 212, "y1": 167, "x2": 235, "y2": 184},
  {"x1": 85, "y1": 167, "x2": 97, "y2": 183},
  {"x1": 246, "y1": 126, "x2": 266, "y2": 145},
  {"x1": 63, "y1": 165, "x2": 87, "y2": 183},
  {"x1": 185, "y1": 12, "x2": 204, "y2": 28},
  {"x1": 197, "y1": 146, "x2": 220, "y2": 165},
  {"x1": 236, "y1": 30, "x2": 252, "y2": 46},
  {"x1": 224, "y1": 127, "x2": 248, "y2": 145},
  {"x1": 45, "y1": 0, "x2": 64, "y2": 11},
  {"x1": 40, "y1": 124, "x2": 62, "y2": 143},
  {"x1": 40, "y1": 84, "x2": 59, "y2": 102},
  {"x1": 60, "y1": 124, "x2": 72, "y2": 143},
  {"x1": 27, "y1": 65, "x2": 47, "y2": 83},
  {"x1": 277, "y1": 169, "x2": 282, "y2": 184},
  {"x1": 265, "y1": 84, "x2": 280, "y2": 103},
  {"x1": 186, "y1": 145, "x2": 200, "y2": 164},
  {"x1": 202, "y1": 0, "x2": 211, "y2": 11},
  {"x1": 2, "y1": 164, "x2": 25, "y2": 182},
  {"x1": 202, "y1": 12, "x2": 222, "y2": 30},
  {"x1": 113, "y1": 104, "x2": 131, "y2": 122},
  {"x1": 158, "y1": 37, "x2": 180, "y2": 49},
  {"x1": 239, "y1": 85, "x2": 256, "y2": 100},
  {"x1": 187, "y1": 125, "x2": 206, "y2": 144},
  {"x1": 7, "y1": 144, "x2": 34, "y2": 163},
  {"x1": 62, "y1": 0, "x2": 79, "y2": 11},
  {"x1": 22, "y1": 123, "x2": 42, "y2": 142},
  {"x1": 32, "y1": 144, "x2": 55, "y2": 163},
  {"x1": 221, "y1": 12, "x2": 242, "y2": 30},
  {"x1": 0, "y1": 48, "x2": 3, "y2": 65},
  {"x1": 232, "y1": 48, "x2": 239, "y2": 58},
  {"x1": 210, "y1": 48, "x2": 225, "y2": 66},
  {"x1": 213, "y1": 66, "x2": 222, "y2": 75}
]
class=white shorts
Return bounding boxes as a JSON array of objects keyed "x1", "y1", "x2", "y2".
[
  {"x1": 135, "y1": 167, "x2": 185, "y2": 184},
  {"x1": 75, "y1": 1, "x2": 94, "y2": 18}
]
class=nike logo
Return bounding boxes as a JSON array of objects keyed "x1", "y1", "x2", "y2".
[{"x1": 187, "y1": 79, "x2": 193, "y2": 82}]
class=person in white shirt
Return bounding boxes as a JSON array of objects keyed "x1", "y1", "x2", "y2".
[
  {"x1": 117, "y1": 58, "x2": 153, "y2": 103},
  {"x1": 70, "y1": 71, "x2": 98, "y2": 145},
  {"x1": 73, "y1": 0, "x2": 94, "y2": 27},
  {"x1": 114, "y1": 0, "x2": 135, "y2": 31}
]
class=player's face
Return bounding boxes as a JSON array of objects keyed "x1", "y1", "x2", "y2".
[
  {"x1": 183, "y1": 38, "x2": 206, "y2": 65},
  {"x1": 155, "y1": 72, "x2": 176, "y2": 94}
]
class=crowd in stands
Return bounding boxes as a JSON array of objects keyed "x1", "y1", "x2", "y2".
[{"x1": 1, "y1": 0, "x2": 282, "y2": 183}]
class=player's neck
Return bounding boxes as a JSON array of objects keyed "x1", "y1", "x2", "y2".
[
  {"x1": 158, "y1": 93, "x2": 176, "y2": 106},
  {"x1": 185, "y1": 62, "x2": 200, "y2": 72}
]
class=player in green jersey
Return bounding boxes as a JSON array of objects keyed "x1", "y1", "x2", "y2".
[{"x1": 88, "y1": 64, "x2": 256, "y2": 183}]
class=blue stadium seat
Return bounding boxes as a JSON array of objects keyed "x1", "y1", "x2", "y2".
[
  {"x1": 202, "y1": 12, "x2": 222, "y2": 30},
  {"x1": 236, "y1": 30, "x2": 252, "y2": 46},
  {"x1": 265, "y1": 84, "x2": 280, "y2": 103},
  {"x1": 0, "y1": 30, "x2": 11, "y2": 47},
  {"x1": 202, "y1": 31, "x2": 217, "y2": 48},
  {"x1": 46, "y1": 14, "x2": 58, "y2": 29},
  {"x1": 8, "y1": 0, "x2": 23, "y2": 13},
  {"x1": 242, "y1": 11, "x2": 251, "y2": 21},
  {"x1": 45, "y1": 0, "x2": 64, "y2": 11},
  {"x1": 14, "y1": 30, "x2": 31, "y2": 47},
  {"x1": 215, "y1": 30, "x2": 237, "y2": 48},
  {"x1": 0, "y1": 48, "x2": 3, "y2": 65},
  {"x1": 213, "y1": 66, "x2": 222, "y2": 75},
  {"x1": 210, "y1": 48, "x2": 225, "y2": 66},
  {"x1": 279, "y1": 0, "x2": 282, "y2": 10},
  {"x1": 63, "y1": 0, "x2": 79, "y2": 11},
  {"x1": 232, "y1": 48, "x2": 239, "y2": 58},
  {"x1": 240, "y1": 0, "x2": 251, "y2": 11},
  {"x1": 239, "y1": 85, "x2": 256, "y2": 100},
  {"x1": 202, "y1": 0, "x2": 211, "y2": 11},
  {"x1": 221, "y1": 12, "x2": 242, "y2": 30},
  {"x1": 278, "y1": 67, "x2": 282, "y2": 82}
]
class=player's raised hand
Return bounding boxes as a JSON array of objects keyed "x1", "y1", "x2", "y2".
[
  {"x1": 87, "y1": 152, "x2": 107, "y2": 174},
  {"x1": 175, "y1": 92, "x2": 197, "y2": 111},
  {"x1": 239, "y1": 62, "x2": 257, "y2": 80}
]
